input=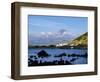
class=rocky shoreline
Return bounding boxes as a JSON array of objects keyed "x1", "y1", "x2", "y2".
[{"x1": 28, "y1": 50, "x2": 87, "y2": 66}]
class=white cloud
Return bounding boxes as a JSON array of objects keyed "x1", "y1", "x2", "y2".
[
  {"x1": 29, "y1": 29, "x2": 75, "y2": 45},
  {"x1": 47, "y1": 32, "x2": 53, "y2": 35},
  {"x1": 41, "y1": 32, "x2": 46, "y2": 35},
  {"x1": 63, "y1": 32, "x2": 68, "y2": 35}
]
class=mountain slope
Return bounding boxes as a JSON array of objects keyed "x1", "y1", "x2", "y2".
[{"x1": 68, "y1": 32, "x2": 88, "y2": 47}]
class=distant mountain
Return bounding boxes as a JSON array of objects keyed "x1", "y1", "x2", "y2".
[{"x1": 68, "y1": 32, "x2": 88, "y2": 47}]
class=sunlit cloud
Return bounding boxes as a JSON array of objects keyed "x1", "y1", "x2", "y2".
[{"x1": 29, "y1": 29, "x2": 76, "y2": 45}]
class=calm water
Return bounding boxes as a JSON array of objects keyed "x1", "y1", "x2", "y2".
[
  {"x1": 28, "y1": 48, "x2": 88, "y2": 65},
  {"x1": 29, "y1": 48, "x2": 87, "y2": 56}
]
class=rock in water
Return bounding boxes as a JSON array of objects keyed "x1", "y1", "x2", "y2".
[{"x1": 37, "y1": 50, "x2": 49, "y2": 58}]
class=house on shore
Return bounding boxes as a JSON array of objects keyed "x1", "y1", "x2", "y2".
[{"x1": 56, "y1": 42, "x2": 68, "y2": 47}]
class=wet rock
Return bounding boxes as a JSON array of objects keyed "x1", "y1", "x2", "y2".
[{"x1": 37, "y1": 50, "x2": 49, "y2": 58}]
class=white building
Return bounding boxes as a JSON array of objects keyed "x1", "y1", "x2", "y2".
[{"x1": 56, "y1": 42, "x2": 68, "y2": 47}]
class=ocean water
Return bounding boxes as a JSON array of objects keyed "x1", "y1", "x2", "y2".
[{"x1": 28, "y1": 48, "x2": 87, "y2": 65}]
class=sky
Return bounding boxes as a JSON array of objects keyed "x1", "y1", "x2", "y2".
[{"x1": 28, "y1": 15, "x2": 88, "y2": 46}]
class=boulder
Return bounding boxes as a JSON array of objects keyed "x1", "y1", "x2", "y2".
[{"x1": 37, "y1": 50, "x2": 49, "y2": 57}]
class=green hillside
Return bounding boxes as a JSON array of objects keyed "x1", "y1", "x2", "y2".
[{"x1": 68, "y1": 32, "x2": 88, "y2": 47}]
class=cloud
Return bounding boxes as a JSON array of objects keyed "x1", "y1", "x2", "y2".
[
  {"x1": 41, "y1": 32, "x2": 45, "y2": 35},
  {"x1": 29, "y1": 29, "x2": 75, "y2": 45}
]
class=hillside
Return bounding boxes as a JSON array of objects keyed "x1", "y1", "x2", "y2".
[{"x1": 68, "y1": 32, "x2": 88, "y2": 47}]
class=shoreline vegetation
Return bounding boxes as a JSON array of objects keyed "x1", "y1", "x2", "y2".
[
  {"x1": 28, "y1": 45, "x2": 87, "y2": 49},
  {"x1": 28, "y1": 50, "x2": 87, "y2": 66}
]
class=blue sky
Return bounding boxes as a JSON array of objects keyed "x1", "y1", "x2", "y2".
[{"x1": 28, "y1": 15, "x2": 87, "y2": 45}]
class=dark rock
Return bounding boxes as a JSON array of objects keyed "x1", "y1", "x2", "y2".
[
  {"x1": 54, "y1": 53, "x2": 66, "y2": 57},
  {"x1": 37, "y1": 50, "x2": 49, "y2": 58},
  {"x1": 30, "y1": 55, "x2": 33, "y2": 58},
  {"x1": 59, "y1": 53, "x2": 66, "y2": 57}
]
